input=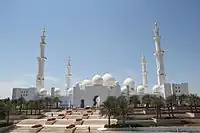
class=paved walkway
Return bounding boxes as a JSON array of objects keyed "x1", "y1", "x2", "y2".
[{"x1": 7, "y1": 110, "x2": 112, "y2": 133}]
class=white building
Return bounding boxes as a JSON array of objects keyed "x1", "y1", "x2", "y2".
[
  {"x1": 171, "y1": 83, "x2": 189, "y2": 96},
  {"x1": 71, "y1": 73, "x2": 121, "y2": 108},
  {"x1": 12, "y1": 87, "x2": 37, "y2": 101},
  {"x1": 11, "y1": 23, "x2": 190, "y2": 104}
]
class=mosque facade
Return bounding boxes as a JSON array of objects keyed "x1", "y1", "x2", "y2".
[{"x1": 12, "y1": 22, "x2": 189, "y2": 107}]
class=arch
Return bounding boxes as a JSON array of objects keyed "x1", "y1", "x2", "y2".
[{"x1": 80, "y1": 99, "x2": 85, "y2": 108}]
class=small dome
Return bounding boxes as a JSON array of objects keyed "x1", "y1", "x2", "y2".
[
  {"x1": 67, "y1": 88, "x2": 73, "y2": 95},
  {"x1": 82, "y1": 79, "x2": 92, "y2": 86},
  {"x1": 123, "y1": 78, "x2": 135, "y2": 90},
  {"x1": 115, "y1": 81, "x2": 120, "y2": 86},
  {"x1": 137, "y1": 85, "x2": 145, "y2": 93},
  {"x1": 54, "y1": 88, "x2": 61, "y2": 97},
  {"x1": 153, "y1": 84, "x2": 162, "y2": 93},
  {"x1": 121, "y1": 86, "x2": 127, "y2": 92},
  {"x1": 39, "y1": 88, "x2": 48, "y2": 96},
  {"x1": 92, "y1": 75, "x2": 103, "y2": 86},
  {"x1": 54, "y1": 88, "x2": 61, "y2": 92},
  {"x1": 102, "y1": 73, "x2": 115, "y2": 87}
]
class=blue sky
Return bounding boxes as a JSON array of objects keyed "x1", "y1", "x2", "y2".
[{"x1": 0, "y1": 0, "x2": 199, "y2": 98}]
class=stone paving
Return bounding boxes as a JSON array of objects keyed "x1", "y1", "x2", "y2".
[
  {"x1": 39, "y1": 127, "x2": 67, "y2": 133},
  {"x1": 7, "y1": 109, "x2": 111, "y2": 133},
  {"x1": 53, "y1": 119, "x2": 76, "y2": 125}
]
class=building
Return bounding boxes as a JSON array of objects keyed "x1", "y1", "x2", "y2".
[
  {"x1": 11, "y1": 22, "x2": 189, "y2": 105},
  {"x1": 171, "y1": 83, "x2": 189, "y2": 96},
  {"x1": 151, "y1": 22, "x2": 189, "y2": 98},
  {"x1": 71, "y1": 73, "x2": 121, "y2": 108},
  {"x1": 12, "y1": 87, "x2": 37, "y2": 101}
]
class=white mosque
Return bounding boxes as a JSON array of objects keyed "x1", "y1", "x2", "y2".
[{"x1": 12, "y1": 22, "x2": 189, "y2": 107}]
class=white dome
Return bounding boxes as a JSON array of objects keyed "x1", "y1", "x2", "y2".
[
  {"x1": 54, "y1": 88, "x2": 61, "y2": 97},
  {"x1": 123, "y1": 78, "x2": 135, "y2": 90},
  {"x1": 39, "y1": 88, "x2": 48, "y2": 96},
  {"x1": 67, "y1": 88, "x2": 73, "y2": 96},
  {"x1": 54, "y1": 88, "x2": 61, "y2": 92},
  {"x1": 115, "y1": 81, "x2": 120, "y2": 86},
  {"x1": 102, "y1": 73, "x2": 115, "y2": 87},
  {"x1": 82, "y1": 79, "x2": 92, "y2": 86},
  {"x1": 153, "y1": 84, "x2": 162, "y2": 93},
  {"x1": 137, "y1": 85, "x2": 145, "y2": 93},
  {"x1": 121, "y1": 86, "x2": 127, "y2": 92},
  {"x1": 92, "y1": 75, "x2": 103, "y2": 86}
]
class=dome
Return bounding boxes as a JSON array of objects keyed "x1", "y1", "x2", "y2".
[
  {"x1": 54, "y1": 88, "x2": 61, "y2": 92},
  {"x1": 67, "y1": 88, "x2": 73, "y2": 96},
  {"x1": 123, "y1": 78, "x2": 135, "y2": 89},
  {"x1": 115, "y1": 81, "x2": 120, "y2": 86},
  {"x1": 82, "y1": 79, "x2": 92, "y2": 87},
  {"x1": 92, "y1": 75, "x2": 103, "y2": 86},
  {"x1": 54, "y1": 88, "x2": 61, "y2": 97},
  {"x1": 137, "y1": 85, "x2": 145, "y2": 93},
  {"x1": 121, "y1": 86, "x2": 127, "y2": 92},
  {"x1": 102, "y1": 73, "x2": 115, "y2": 87},
  {"x1": 153, "y1": 84, "x2": 162, "y2": 93},
  {"x1": 39, "y1": 88, "x2": 48, "y2": 96}
]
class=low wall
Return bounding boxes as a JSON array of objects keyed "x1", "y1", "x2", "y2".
[
  {"x1": 98, "y1": 126, "x2": 200, "y2": 132},
  {"x1": 186, "y1": 112, "x2": 200, "y2": 118},
  {"x1": 0, "y1": 125, "x2": 15, "y2": 132}
]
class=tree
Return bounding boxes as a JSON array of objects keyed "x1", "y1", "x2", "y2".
[
  {"x1": 186, "y1": 94, "x2": 199, "y2": 112},
  {"x1": 53, "y1": 97, "x2": 61, "y2": 109},
  {"x1": 0, "y1": 99, "x2": 13, "y2": 124},
  {"x1": 129, "y1": 95, "x2": 140, "y2": 108},
  {"x1": 116, "y1": 96, "x2": 129, "y2": 125},
  {"x1": 151, "y1": 95, "x2": 164, "y2": 118},
  {"x1": 178, "y1": 94, "x2": 188, "y2": 106},
  {"x1": 166, "y1": 95, "x2": 177, "y2": 117},
  {"x1": 99, "y1": 96, "x2": 117, "y2": 127},
  {"x1": 142, "y1": 94, "x2": 152, "y2": 109},
  {"x1": 18, "y1": 97, "x2": 25, "y2": 114},
  {"x1": 28, "y1": 100, "x2": 34, "y2": 115}
]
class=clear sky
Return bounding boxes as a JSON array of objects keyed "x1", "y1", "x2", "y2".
[{"x1": 0, "y1": 0, "x2": 199, "y2": 98}]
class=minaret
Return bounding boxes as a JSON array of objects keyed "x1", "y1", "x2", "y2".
[
  {"x1": 36, "y1": 28, "x2": 47, "y2": 92},
  {"x1": 66, "y1": 56, "x2": 72, "y2": 90},
  {"x1": 153, "y1": 22, "x2": 166, "y2": 85},
  {"x1": 141, "y1": 53, "x2": 148, "y2": 87}
]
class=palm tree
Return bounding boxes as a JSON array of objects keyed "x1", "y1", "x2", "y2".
[
  {"x1": 0, "y1": 99, "x2": 13, "y2": 124},
  {"x1": 178, "y1": 94, "x2": 188, "y2": 106},
  {"x1": 116, "y1": 96, "x2": 129, "y2": 125},
  {"x1": 166, "y1": 95, "x2": 177, "y2": 117},
  {"x1": 28, "y1": 100, "x2": 34, "y2": 115},
  {"x1": 142, "y1": 94, "x2": 152, "y2": 109},
  {"x1": 18, "y1": 96, "x2": 25, "y2": 114},
  {"x1": 11, "y1": 99, "x2": 18, "y2": 110},
  {"x1": 38, "y1": 99, "x2": 44, "y2": 114},
  {"x1": 151, "y1": 95, "x2": 164, "y2": 118},
  {"x1": 100, "y1": 96, "x2": 117, "y2": 127},
  {"x1": 53, "y1": 97, "x2": 61, "y2": 109},
  {"x1": 129, "y1": 95, "x2": 140, "y2": 108},
  {"x1": 24, "y1": 102, "x2": 29, "y2": 115},
  {"x1": 187, "y1": 94, "x2": 199, "y2": 112}
]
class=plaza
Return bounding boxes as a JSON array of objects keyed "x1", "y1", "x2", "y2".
[{"x1": 7, "y1": 109, "x2": 116, "y2": 133}]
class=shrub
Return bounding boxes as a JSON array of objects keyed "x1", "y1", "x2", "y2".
[
  {"x1": 58, "y1": 114, "x2": 65, "y2": 116},
  {"x1": 0, "y1": 122, "x2": 13, "y2": 127},
  {"x1": 66, "y1": 124, "x2": 75, "y2": 129},
  {"x1": 83, "y1": 114, "x2": 88, "y2": 116},
  {"x1": 31, "y1": 124, "x2": 42, "y2": 128},
  {"x1": 104, "y1": 123, "x2": 143, "y2": 128},
  {"x1": 76, "y1": 118, "x2": 82, "y2": 121},
  {"x1": 47, "y1": 118, "x2": 56, "y2": 121}
]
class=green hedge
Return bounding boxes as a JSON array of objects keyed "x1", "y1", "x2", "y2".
[{"x1": 104, "y1": 123, "x2": 143, "y2": 128}]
